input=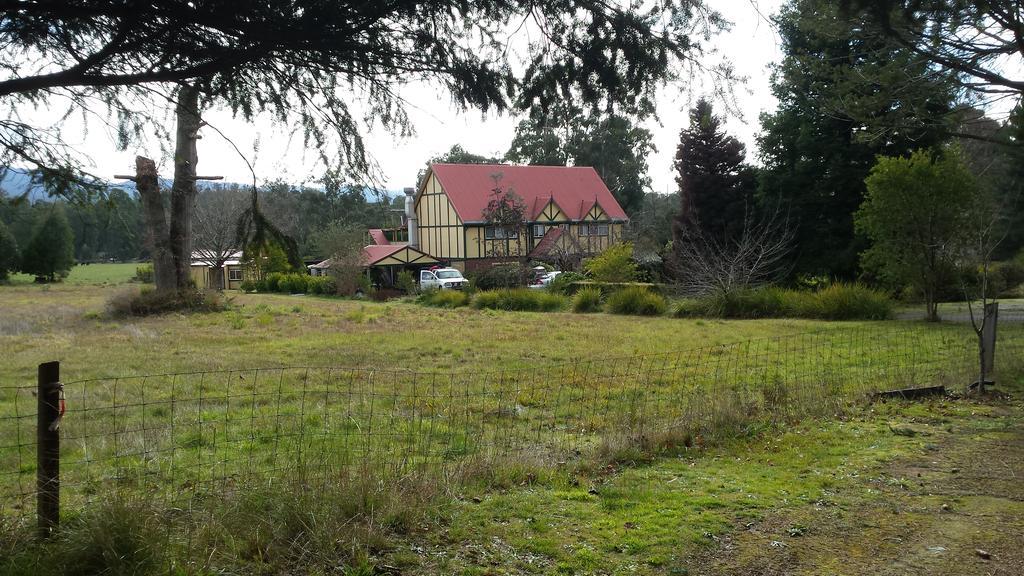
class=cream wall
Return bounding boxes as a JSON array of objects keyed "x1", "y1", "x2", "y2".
[{"x1": 415, "y1": 173, "x2": 465, "y2": 259}]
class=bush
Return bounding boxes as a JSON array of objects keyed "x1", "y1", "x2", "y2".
[
  {"x1": 420, "y1": 289, "x2": 470, "y2": 308},
  {"x1": 696, "y1": 287, "x2": 798, "y2": 319},
  {"x1": 306, "y1": 275, "x2": 337, "y2": 295},
  {"x1": 471, "y1": 288, "x2": 567, "y2": 312},
  {"x1": 278, "y1": 273, "x2": 310, "y2": 294},
  {"x1": 568, "y1": 281, "x2": 666, "y2": 296},
  {"x1": 604, "y1": 286, "x2": 667, "y2": 316},
  {"x1": 675, "y1": 283, "x2": 892, "y2": 321},
  {"x1": 584, "y1": 242, "x2": 636, "y2": 282},
  {"x1": 396, "y1": 270, "x2": 416, "y2": 294},
  {"x1": 472, "y1": 265, "x2": 529, "y2": 291},
  {"x1": 814, "y1": 282, "x2": 893, "y2": 320},
  {"x1": 547, "y1": 271, "x2": 586, "y2": 294},
  {"x1": 107, "y1": 287, "x2": 227, "y2": 317},
  {"x1": 264, "y1": 272, "x2": 286, "y2": 292},
  {"x1": 132, "y1": 264, "x2": 154, "y2": 283},
  {"x1": 572, "y1": 286, "x2": 603, "y2": 313}
]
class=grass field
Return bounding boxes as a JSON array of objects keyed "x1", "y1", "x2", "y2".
[
  {"x1": 1, "y1": 264, "x2": 1022, "y2": 575},
  {"x1": 5, "y1": 262, "x2": 140, "y2": 286}
]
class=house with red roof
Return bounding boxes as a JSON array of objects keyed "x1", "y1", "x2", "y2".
[{"x1": 409, "y1": 163, "x2": 629, "y2": 272}]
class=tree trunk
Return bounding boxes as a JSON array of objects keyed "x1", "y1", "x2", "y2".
[
  {"x1": 135, "y1": 156, "x2": 176, "y2": 291},
  {"x1": 169, "y1": 85, "x2": 202, "y2": 290}
]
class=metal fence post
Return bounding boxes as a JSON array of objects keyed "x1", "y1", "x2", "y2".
[{"x1": 37, "y1": 361, "x2": 60, "y2": 539}]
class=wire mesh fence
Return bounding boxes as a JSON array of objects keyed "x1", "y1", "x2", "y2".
[{"x1": 2, "y1": 311, "x2": 1023, "y2": 569}]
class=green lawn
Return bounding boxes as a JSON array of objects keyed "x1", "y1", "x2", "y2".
[
  {"x1": 5, "y1": 262, "x2": 141, "y2": 286},
  {"x1": 2, "y1": 264, "x2": 1021, "y2": 575}
]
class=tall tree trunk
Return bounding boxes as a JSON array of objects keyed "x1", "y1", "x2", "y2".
[
  {"x1": 135, "y1": 156, "x2": 176, "y2": 291},
  {"x1": 169, "y1": 85, "x2": 202, "y2": 290}
]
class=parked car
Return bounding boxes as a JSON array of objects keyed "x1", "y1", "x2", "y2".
[
  {"x1": 528, "y1": 270, "x2": 562, "y2": 289},
  {"x1": 419, "y1": 267, "x2": 468, "y2": 290}
]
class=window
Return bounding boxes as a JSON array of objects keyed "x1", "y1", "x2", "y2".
[
  {"x1": 484, "y1": 226, "x2": 518, "y2": 240},
  {"x1": 579, "y1": 223, "x2": 609, "y2": 237},
  {"x1": 228, "y1": 268, "x2": 243, "y2": 281},
  {"x1": 533, "y1": 224, "x2": 546, "y2": 238}
]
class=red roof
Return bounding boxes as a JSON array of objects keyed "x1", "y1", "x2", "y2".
[
  {"x1": 528, "y1": 227, "x2": 565, "y2": 258},
  {"x1": 368, "y1": 229, "x2": 389, "y2": 245},
  {"x1": 362, "y1": 244, "x2": 404, "y2": 265},
  {"x1": 427, "y1": 164, "x2": 628, "y2": 223}
]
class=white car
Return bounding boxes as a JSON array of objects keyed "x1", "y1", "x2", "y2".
[
  {"x1": 420, "y1": 268, "x2": 468, "y2": 290},
  {"x1": 528, "y1": 270, "x2": 562, "y2": 289}
]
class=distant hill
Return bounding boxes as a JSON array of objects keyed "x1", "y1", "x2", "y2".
[{"x1": 0, "y1": 167, "x2": 403, "y2": 202}]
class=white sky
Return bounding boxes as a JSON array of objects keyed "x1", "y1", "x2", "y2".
[{"x1": 43, "y1": 2, "x2": 787, "y2": 195}]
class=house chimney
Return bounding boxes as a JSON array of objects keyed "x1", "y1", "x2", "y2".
[{"x1": 404, "y1": 187, "x2": 418, "y2": 248}]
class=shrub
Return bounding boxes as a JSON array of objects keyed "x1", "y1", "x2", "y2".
[
  {"x1": 420, "y1": 289, "x2": 470, "y2": 308},
  {"x1": 278, "y1": 273, "x2": 310, "y2": 294},
  {"x1": 572, "y1": 286, "x2": 603, "y2": 313},
  {"x1": 814, "y1": 282, "x2": 893, "y2": 320},
  {"x1": 472, "y1": 265, "x2": 528, "y2": 291},
  {"x1": 568, "y1": 281, "x2": 665, "y2": 297},
  {"x1": 306, "y1": 275, "x2": 336, "y2": 295},
  {"x1": 547, "y1": 271, "x2": 586, "y2": 294},
  {"x1": 264, "y1": 272, "x2": 286, "y2": 292},
  {"x1": 471, "y1": 288, "x2": 567, "y2": 312},
  {"x1": 675, "y1": 283, "x2": 892, "y2": 320},
  {"x1": 396, "y1": 270, "x2": 416, "y2": 294},
  {"x1": 604, "y1": 286, "x2": 667, "y2": 316},
  {"x1": 698, "y1": 287, "x2": 799, "y2": 319},
  {"x1": 132, "y1": 264, "x2": 154, "y2": 283},
  {"x1": 107, "y1": 287, "x2": 227, "y2": 317},
  {"x1": 584, "y1": 242, "x2": 636, "y2": 282}
]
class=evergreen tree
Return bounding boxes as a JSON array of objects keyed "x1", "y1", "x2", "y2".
[
  {"x1": 757, "y1": 0, "x2": 960, "y2": 278},
  {"x1": 0, "y1": 219, "x2": 19, "y2": 282},
  {"x1": 21, "y1": 206, "x2": 75, "y2": 282},
  {"x1": 505, "y1": 110, "x2": 654, "y2": 215},
  {"x1": 672, "y1": 98, "x2": 755, "y2": 244}
]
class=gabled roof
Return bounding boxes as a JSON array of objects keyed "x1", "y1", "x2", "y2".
[
  {"x1": 528, "y1": 227, "x2": 565, "y2": 259},
  {"x1": 363, "y1": 244, "x2": 405, "y2": 265},
  {"x1": 361, "y1": 243, "x2": 440, "y2": 267},
  {"x1": 426, "y1": 164, "x2": 628, "y2": 223},
  {"x1": 368, "y1": 229, "x2": 389, "y2": 245}
]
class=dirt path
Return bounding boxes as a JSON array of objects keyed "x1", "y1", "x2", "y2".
[{"x1": 695, "y1": 394, "x2": 1024, "y2": 575}]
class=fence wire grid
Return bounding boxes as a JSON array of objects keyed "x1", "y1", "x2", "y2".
[{"x1": 1, "y1": 313, "x2": 1023, "y2": 570}]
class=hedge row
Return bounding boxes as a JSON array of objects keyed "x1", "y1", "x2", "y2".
[
  {"x1": 241, "y1": 272, "x2": 337, "y2": 295},
  {"x1": 674, "y1": 283, "x2": 893, "y2": 321}
]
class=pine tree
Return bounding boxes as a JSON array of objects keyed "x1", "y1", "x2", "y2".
[
  {"x1": 21, "y1": 206, "x2": 75, "y2": 282},
  {"x1": 672, "y1": 98, "x2": 755, "y2": 244},
  {"x1": 0, "y1": 219, "x2": 19, "y2": 282},
  {"x1": 757, "y1": 0, "x2": 959, "y2": 277}
]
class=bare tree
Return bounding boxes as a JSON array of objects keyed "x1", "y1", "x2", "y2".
[
  {"x1": 193, "y1": 187, "x2": 249, "y2": 289},
  {"x1": 672, "y1": 207, "x2": 794, "y2": 296},
  {"x1": 481, "y1": 175, "x2": 526, "y2": 261}
]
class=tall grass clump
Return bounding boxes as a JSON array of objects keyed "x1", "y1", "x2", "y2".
[
  {"x1": 572, "y1": 286, "x2": 603, "y2": 313},
  {"x1": 419, "y1": 289, "x2": 470, "y2": 308},
  {"x1": 604, "y1": 286, "x2": 667, "y2": 316},
  {"x1": 674, "y1": 283, "x2": 892, "y2": 320},
  {"x1": 814, "y1": 282, "x2": 893, "y2": 320},
  {"x1": 471, "y1": 288, "x2": 566, "y2": 312},
  {"x1": 107, "y1": 287, "x2": 227, "y2": 317}
]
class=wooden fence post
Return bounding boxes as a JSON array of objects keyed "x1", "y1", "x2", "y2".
[
  {"x1": 37, "y1": 361, "x2": 60, "y2": 539},
  {"x1": 982, "y1": 302, "x2": 998, "y2": 379}
]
